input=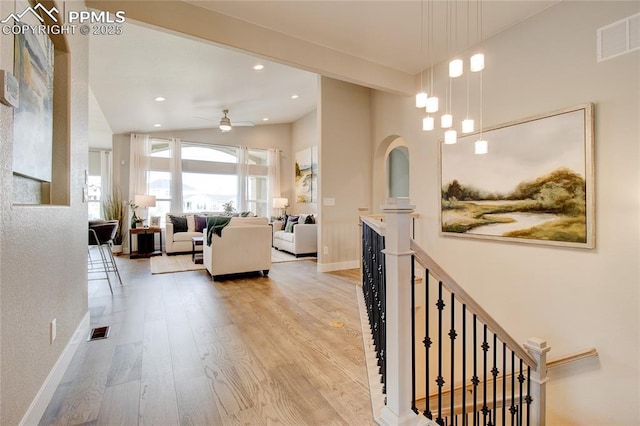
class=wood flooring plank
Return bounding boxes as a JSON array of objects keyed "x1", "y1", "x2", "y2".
[
  {"x1": 96, "y1": 380, "x2": 140, "y2": 426},
  {"x1": 174, "y1": 376, "x2": 224, "y2": 426},
  {"x1": 140, "y1": 319, "x2": 179, "y2": 426},
  {"x1": 106, "y1": 342, "x2": 143, "y2": 386}
]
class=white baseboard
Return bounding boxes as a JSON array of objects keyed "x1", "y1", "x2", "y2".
[
  {"x1": 316, "y1": 259, "x2": 360, "y2": 273},
  {"x1": 20, "y1": 311, "x2": 90, "y2": 426}
]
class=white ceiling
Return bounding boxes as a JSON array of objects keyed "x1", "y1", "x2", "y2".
[{"x1": 89, "y1": 1, "x2": 559, "y2": 135}]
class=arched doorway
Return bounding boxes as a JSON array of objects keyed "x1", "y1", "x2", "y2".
[{"x1": 387, "y1": 145, "x2": 409, "y2": 198}]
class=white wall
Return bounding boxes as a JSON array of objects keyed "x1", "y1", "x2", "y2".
[
  {"x1": 291, "y1": 109, "x2": 318, "y2": 216},
  {"x1": 319, "y1": 77, "x2": 372, "y2": 271},
  {"x1": 88, "y1": 87, "x2": 113, "y2": 149},
  {"x1": 371, "y1": 2, "x2": 639, "y2": 424},
  {"x1": 0, "y1": 1, "x2": 89, "y2": 424}
]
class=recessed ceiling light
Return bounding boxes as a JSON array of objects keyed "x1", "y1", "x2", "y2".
[
  {"x1": 153, "y1": 123, "x2": 162, "y2": 128},
  {"x1": 154, "y1": 96, "x2": 166, "y2": 102},
  {"x1": 253, "y1": 64, "x2": 264, "y2": 70},
  {"x1": 262, "y1": 117, "x2": 269, "y2": 121},
  {"x1": 291, "y1": 94, "x2": 299, "y2": 99}
]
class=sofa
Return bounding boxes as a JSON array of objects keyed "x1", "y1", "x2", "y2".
[
  {"x1": 203, "y1": 216, "x2": 272, "y2": 279},
  {"x1": 273, "y1": 214, "x2": 318, "y2": 256},
  {"x1": 165, "y1": 211, "x2": 253, "y2": 254}
]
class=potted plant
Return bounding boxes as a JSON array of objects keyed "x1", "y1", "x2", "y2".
[
  {"x1": 222, "y1": 200, "x2": 237, "y2": 216},
  {"x1": 102, "y1": 188, "x2": 126, "y2": 254},
  {"x1": 127, "y1": 200, "x2": 145, "y2": 228}
]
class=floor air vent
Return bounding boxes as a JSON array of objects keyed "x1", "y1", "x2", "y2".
[
  {"x1": 598, "y1": 12, "x2": 640, "y2": 62},
  {"x1": 88, "y1": 326, "x2": 110, "y2": 341}
]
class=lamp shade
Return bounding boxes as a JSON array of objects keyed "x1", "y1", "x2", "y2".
[
  {"x1": 415, "y1": 92, "x2": 428, "y2": 108},
  {"x1": 273, "y1": 197, "x2": 288, "y2": 209},
  {"x1": 135, "y1": 194, "x2": 156, "y2": 208}
]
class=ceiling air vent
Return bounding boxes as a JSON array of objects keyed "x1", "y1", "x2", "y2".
[{"x1": 598, "y1": 13, "x2": 640, "y2": 62}]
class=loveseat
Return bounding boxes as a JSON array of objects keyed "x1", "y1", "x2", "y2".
[
  {"x1": 203, "y1": 216, "x2": 272, "y2": 279},
  {"x1": 165, "y1": 212, "x2": 223, "y2": 254},
  {"x1": 273, "y1": 214, "x2": 318, "y2": 256}
]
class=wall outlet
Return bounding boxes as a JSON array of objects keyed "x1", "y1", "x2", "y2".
[
  {"x1": 323, "y1": 246, "x2": 329, "y2": 255},
  {"x1": 50, "y1": 319, "x2": 56, "y2": 344}
]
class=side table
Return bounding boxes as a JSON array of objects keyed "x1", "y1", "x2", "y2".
[
  {"x1": 129, "y1": 227, "x2": 163, "y2": 259},
  {"x1": 192, "y1": 236, "x2": 203, "y2": 264}
]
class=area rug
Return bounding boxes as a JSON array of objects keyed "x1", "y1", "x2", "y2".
[
  {"x1": 150, "y1": 254, "x2": 206, "y2": 274},
  {"x1": 150, "y1": 250, "x2": 316, "y2": 274}
]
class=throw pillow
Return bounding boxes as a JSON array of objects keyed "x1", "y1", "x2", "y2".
[
  {"x1": 195, "y1": 215, "x2": 207, "y2": 233},
  {"x1": 305, "y1": 214, "x2": 315, "y2": 224},
  {"x1": 284, "y1": 215, "x2": 299, "y2": 233},
  {"x1": 169, "y1": 215, "x2": 188, "y2": 233},
  {"x1": 186, "y1": 214, "x2": 195, "y2": 232}
]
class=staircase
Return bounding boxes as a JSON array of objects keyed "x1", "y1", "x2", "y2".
[{"x1": 359, "y1": 198, "x2": 550, "y2": 426}]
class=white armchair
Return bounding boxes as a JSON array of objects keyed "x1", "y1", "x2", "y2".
[{"x1": 203, "y1": 217, "x2": 272, "y2": 279}]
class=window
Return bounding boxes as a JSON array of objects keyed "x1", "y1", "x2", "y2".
[
  {"x1": 142, "y1": 138, "x2": 273, "y2": 217},
  {"x1": 87, "y1": 175, "x2": 102, "y2": 220},
  {"x1": 181, "y1": 142, "x2": 237, "y2": 163},
  {"x1": 148, "y1": 171, "x2": 171, "y2": 226},
  {"x1": 182, "y1": 173, "x2": 237, "y2": 212}
]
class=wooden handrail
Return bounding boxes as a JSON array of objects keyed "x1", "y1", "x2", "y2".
[
  {"x1": 548, "y1": 347, "x2": 598, "y2": 369},
  {"x1": 360, "y1": 215, "x2": 386, "y2": 236},
  {"x1": 422, "y1": 347, "x2": 598, "y2": 401},
  {"x1": 410, "y1": 239, "x2": 537, "y2": 368}
]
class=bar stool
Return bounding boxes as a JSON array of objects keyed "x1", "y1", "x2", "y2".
[{"x1": 88, "y1": 220, "x2": 123, "y2": 294}]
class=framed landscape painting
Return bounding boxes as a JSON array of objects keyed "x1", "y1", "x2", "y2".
[
  {"x1": 295, "y1": 146, "x2": 318, "y2": 203},
  {"x1": 12, "y1": 0, "x2": 55, "y2": 182},
  {"x1": 440, "y1": 103, "x2": 594, "y2": 248}
]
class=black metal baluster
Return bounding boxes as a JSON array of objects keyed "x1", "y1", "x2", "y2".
[
  {"x1": 518, "y1": 359, "x2": 524, "y2": 426},
  {"x1": 492, "y1": 334, "x2": 498, "y2": 426},
  {"x1": 424, "y1": 269, "x2": 432, "y2": 419},
  {"x1": 482, "y1": 325, "x2": 489, "y2": 426},
  {"x1": 450, "y1": 292, "x2": 457, "y2": 426},
  {"x1": 472, "y1": 315, "x2": 478, "y2": 426},
  {"x1": 510, "y1": 351, "x2": 516, "y2": 425},
  {"x1": 437, "y1": 282, "x2": 445, "y2": 425},
  {"x1": 526, "y1": 366, "x2": 531, "y2": 426},
  {"x1": 379, "y1": 233, "x2": 386, "y2": 394},
  {"x1": 462, "y1": 305, "x2": 467, "y2": 426},
  {"x1": 411, "y1": 256, "x2": 417, "y2": 413},
  {"x1": 502, "y1": 342, "x2": 507, "y2": 426}
]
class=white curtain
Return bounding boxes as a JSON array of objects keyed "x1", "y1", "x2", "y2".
[
  {"x1": 237, "y1": 146, "x2": 249, "y2": 213},
  {"x1": 267, "y1": 148, "x2": 281, "y2": 218},
  {"x1": 99, "y1": 150, "x2": 112, "y2": 202},
  {"x1": 169, "y1": 138, "x2": 183, "y2": 212},
  {"x1": 129, "y1": 134, "x2": 150, "y2": 227}
]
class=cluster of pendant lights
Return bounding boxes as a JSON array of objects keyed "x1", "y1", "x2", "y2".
[{"x1": 417, "y1": 0, "x2": 488, "y2": 155}]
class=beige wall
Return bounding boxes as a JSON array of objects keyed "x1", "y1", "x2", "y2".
[
  {"x1": 291, "y1": 108, "x2": 318, "y2": 216},
  {"x1": 318, "y1": 77, "x2": 372, "y2": 270},
  {"x1": 0, "y1": 1, "x2": 90, "y2": 424},
  {"x1": 372, "y1": 1, "x2": 639, "y2": 424}
]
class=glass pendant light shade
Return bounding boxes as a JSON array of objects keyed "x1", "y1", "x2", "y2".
[
  {"x1": 449, "y1": 59, "x2": 463, "y2": 78},
  {"x1": 444, "y1": 129, "x2": 458, "y2": 144},
  {"x1": 416, "y1": 92, "x2": 428, "y2": 108},
  {"x1": 462, "y1": 119, "x2": 475, "y2": 133},
  {"x1": 426, "y1": 96, "x2": 439, "y2": 113},
  {"x1": 475, "y1": 139, "x2": 488, "y2": 154},
  {"x1": 441, "y1": 114, "x2": 453, "y2": 128},
  {"x1": 423, "y1": 116, "x2": 434, "y2": 131},
  {"x1": 470, "y1": 53, "x2": 485, "y2": 72}
]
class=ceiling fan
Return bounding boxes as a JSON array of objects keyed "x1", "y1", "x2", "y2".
[{"x1": 194, "y1": 109, "x2": 255, "y2": 132}]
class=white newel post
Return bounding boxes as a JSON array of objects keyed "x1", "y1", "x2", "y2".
[
  {"x1": 524, "y1": 338, "x2": 550, "y2": 426},
  {"x1": 379, "y1": 198, "x2": 429, "y2": 426}
]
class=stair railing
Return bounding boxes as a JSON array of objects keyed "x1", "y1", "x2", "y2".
[{"x1": 360, "y1": 198, "x2": 550, "y2": 426}]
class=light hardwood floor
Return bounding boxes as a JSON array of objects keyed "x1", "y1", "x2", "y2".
[{"x1": 40, "y1": 256, "x2": 374, "y2": 426}]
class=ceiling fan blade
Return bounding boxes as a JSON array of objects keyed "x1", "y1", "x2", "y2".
[
  {"x1": 231, "y1": 121, "x2": 255, "y2": 127},
  {"x1": 194, "y1": 115, "x2": 217, "y2": 123}
]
